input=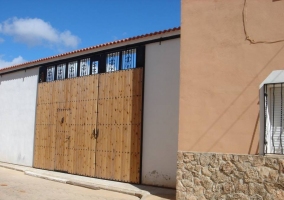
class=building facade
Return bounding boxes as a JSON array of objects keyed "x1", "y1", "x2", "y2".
[
  {"x1": 0, "y1": 28, "x2": 180, "y2": 188},
  {"x1": 178, "y1": 0, "x2": 284, "y2": 199}
]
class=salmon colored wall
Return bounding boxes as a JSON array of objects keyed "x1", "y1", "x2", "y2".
[{"x1": 179, "y1": 0, "x2": 284, "y2": 154}]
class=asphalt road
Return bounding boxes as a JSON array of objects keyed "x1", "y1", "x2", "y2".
[{"x1": 0, "y1": 167, "x2": 139, "y2": 200}]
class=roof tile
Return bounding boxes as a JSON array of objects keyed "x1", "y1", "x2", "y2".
[{"x1": 0, "y1": 26, "x2": 180, "y2": 73}]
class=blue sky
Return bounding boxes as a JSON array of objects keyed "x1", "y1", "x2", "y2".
[{"x1": 0, "y1": 0, "x2": 180, "y2": 68}]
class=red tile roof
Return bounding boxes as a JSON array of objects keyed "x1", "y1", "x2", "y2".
[{"x1": 0, "y1": 27, "x2": 180, "y2": 73}]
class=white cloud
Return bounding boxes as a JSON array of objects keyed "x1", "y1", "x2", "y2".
[
  {"x1": 0, "y1": 17, "x2": 80, "y2": 49},
  {"x1": 59, "y1": 30, "x2": 80, "y2": 48},
  {"x1": 0, "y1": 56, "x2": 26, "y2": 69}
]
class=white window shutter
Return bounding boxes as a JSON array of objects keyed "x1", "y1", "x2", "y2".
[{"x1": 267, "y1": 87, "x2": 284, "y2": 154}]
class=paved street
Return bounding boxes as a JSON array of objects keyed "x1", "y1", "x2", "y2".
[{"x1": 0, "y1": 167, "x2": 139, "y2": 200}]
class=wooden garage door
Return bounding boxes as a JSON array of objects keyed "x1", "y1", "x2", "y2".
[
  {"x1": 33, "y1": 68, "x2": 143, "y2": 183},
  {"x1": 34, "y1": 75, "x2": 99, "y2": 176}
]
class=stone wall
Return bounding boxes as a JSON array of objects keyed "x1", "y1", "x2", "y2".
[{"x1": 177, "y1": 152, "x2": 284, "y2": 200}]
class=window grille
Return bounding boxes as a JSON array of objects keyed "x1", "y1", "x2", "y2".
[
  {"x1": 92, "y1": 61, "x2": 99, "y2": 74},
  {"x1": 80, "y1": 58, "x2": 90, "y2": 76},
  {"x1": 106, "y1": 52, "x2": 119, "y2": 72},
  {"x1": 68, "y1": 61, "x2": 78, "y2": 78},
  {"x1": 46, "y1": 66, "x2": 55, "y2": 82},
  {"x1": 122, "y1": 49, "x2": 136, "y2": 69},
  {"x1": 57, "y1": 64, "x2": 66, "y2": 80},
  {"x1": 264, "y1": 83, "x2": 284, "y2": 154},
  {"x1": 40, "y1": 45, "x2": 145, "y2": 83}
]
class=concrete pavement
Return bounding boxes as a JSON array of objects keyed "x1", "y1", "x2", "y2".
[
  {"x1": 0, "y1": 162, "x2": 175, "y2": 200},
  {"x1": 0, "y1": 167, "x2": 139, "y2": 200}
]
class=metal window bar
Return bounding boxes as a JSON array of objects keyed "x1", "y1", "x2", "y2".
[
  {"x1": 57, "y1": 64, "x2": 66, "y2": 80},
  {"x1": 122, "y1": 49, "x2": 136, "y2": 69},
  {"x1": 264, "y1": 83, "x2": 284, "y2": 154},
  {"x1": 281, "y1": 83, "x2": 283, "y2": 154},
  {"x1": 106, "y1": 52, "x2": 119, "y2": 72},
  {"x1": 264, "y1": 84, "x2": 267, "y2": 154},
  {"x1": 46, "y1": 66, "x2": 55, "y2": 82},
  {"x1": 80, "y1": 58, "x2": 90, "y2": 76},
  {"x1": 68, "y1": 61, "x2": 78, "y2": 78},
  {"x1": 272, "y1": 84, "x2": 275, "y2": 153}
]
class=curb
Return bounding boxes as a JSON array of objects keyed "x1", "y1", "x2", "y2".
[
  {"x1": 25, "y1": 171, "x2": 149, "y2": 199},
  {"x1": 0, "y1": 164, "x2": 25, "y2": 172},
  {"x1": 24, "y1": 171, "x2": 68, "y2": 183},
  {"x1": 0, "y1": 164, "x2": 151, "y2": 199}
]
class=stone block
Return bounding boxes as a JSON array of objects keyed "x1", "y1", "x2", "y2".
[
  {"x1": 211, "y1": 171, "x2": 229, "y2": 183},
  {"x1": 221, "y1": 182, "x2": 234, "y2": 194},
  {"x1": 200, "y1": 154, "x2": 210, "y2": 167},
  {"x1": 279, "y1": 159, "x2": 284, "y2": 174},
  {"x1": 177, "y1": 152, "x2": 183, "y2": 162},
  {"x1": 220, "y1": 161, "x2": 235, "y2": 175},
  {"x1": 235, "y1": 182, "x2": 249, "y2": 195},
  {"x1": 233, "y1": 170, "x2": 245, "y2": 179},
  {"x1": 177, "y1": 169, "x2": 183, "y2": 180},
  {"x1": 244, "y1": 168, "x2": 259, "y2": 183},
  {"x1": 264, "y1": 183, "x2": 276, "y2": 194},
  {"x1": 182, "y1": 180, "x2": 194, "y2": 188},
  {"x1": 249, "y1": 156, "x2": 265, "y2": 167},
  {"x1": 278, "y1": 174, "x2": 284, "y2": 185},
  {"x1": 194, "y1": 165, "x2": 202, "y2": 173},
  {"x1": 177, "y1": 180, "x2": 186, "y2": 192},
  {"x1": 250, "y1": 194, "x2": 263, "y2": 200},
  {"x1": 204, "y1": 190, "x2": 214, "y2": 199},
  {"x1": 265, "y1": 157, "x2": 279, "y2": 170},
  {"x1": 273, "y1": 189, "x2": 284, "y2": 200},
  {"x1": 185, "y1": 194, "x2": 197, "y2": 200},
  {"x1": 176, "y1": 191, "x2": 186, "y2": 200},
  {"x1": 248, "y1": 183, "x2": 266, "y2": 197},
  {"x1": 193, "y1": 185, "x2": 204, "y2": 198},
  {"x1": 268, "y1": 169, "x2": 279, "y2": 183},
  {"x1": 209, "y1": 154, "x2": 219, "y2": 168},
  {"x1": 182, "y1": 171, "x2": 193, "y2": 181},
  {"x1": 193, "y1": 154, "x2": 200, "y2": 165},
  {"x1": 229, "y1": 193, "x2": 249, "y2": 200},
  {"x1": 233, "y1": 162, "x2": 247, "y2": 172},
  {"x1": 176, "y1": 152, "x2": 284, "y2": 200},
  {"x1": 185, "y1": 163, "x2": 194, "y2": 171},
  {"x1": 177, "y1": 162, "x2": 185, "y2": 170},
  {"x1": 222, "y1": 154, "x2": 231, "y2": 161},
  {"x1": 264, "y1": 193, "x2": 273, "y2": 200},
  {"x1": 200, "y1": 176, "x2": 213, "y2": 190},
  {"x1": 231, "y1": 154, "x2": 239, "y2": 163},
  {"x1": 201, "y1": 167, "x2": 212, "y2": 177},
  {"x1": 184, "y1": 152, "x2": 195, "y2": 163}
]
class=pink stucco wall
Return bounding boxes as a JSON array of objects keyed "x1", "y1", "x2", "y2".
[{"x1": 179, "y1": 0, "x2": 284, "y2": 154}]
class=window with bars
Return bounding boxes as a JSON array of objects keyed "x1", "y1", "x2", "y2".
[
  {"x1": 80, "y1": 58, "x2": 90, "y2": 76},
  {"x1": 38, "y1": 45, "x2": 145, "y2": 83},
  {"x1": 57, "y1": 64, "x2": 66, "y2": 80},
  {"x1": 92, "y1": 61, "x2": 99, "y2": 75},
  {"x1": 264, "y1": 83, "x2": 284, "y2": 154},
  {"x1": 68, "y1": 61, "x2": 78, "y2": 78},
  {"x1": 106, "y1": 52, "x2": 120, "y2": 72},
  {"x1": 122, "y1": 49, "x2": 136, "y2": 69},
  {"x1": 46, "y1": 66, "x2": 55, "y2": 82}
]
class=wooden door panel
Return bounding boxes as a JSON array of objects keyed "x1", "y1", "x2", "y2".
[
  {"x1": 95, "y1": 68, "x2": 143, "y2": 183},
  {"x1": 34, "y1": 69, "x2": 141, "y2": 184}
]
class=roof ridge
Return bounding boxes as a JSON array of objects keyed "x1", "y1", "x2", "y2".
[{"x1": 0, "y1": 26, "x2": 180, "y2": 72}]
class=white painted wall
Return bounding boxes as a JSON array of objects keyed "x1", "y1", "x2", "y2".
[
  {"x1": 0, "y1": 68, "x2": 38, "y2": 166},
  {"x1": 142, "y1": 38, "x2": 180, "y2": 188}
]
